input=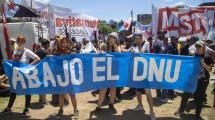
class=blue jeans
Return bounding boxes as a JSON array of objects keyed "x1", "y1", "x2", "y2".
[{"x1": 156, "y1": 89, "x2": 167, "y2": 99}]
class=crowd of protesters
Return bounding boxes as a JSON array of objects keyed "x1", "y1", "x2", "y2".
[{"x1": 0, "y1": 30, "x2": 215, "y2": 120}]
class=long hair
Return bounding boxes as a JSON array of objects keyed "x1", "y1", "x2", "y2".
[{"x1": 106, "y1": 36, "x2": 119, "y2": 52}]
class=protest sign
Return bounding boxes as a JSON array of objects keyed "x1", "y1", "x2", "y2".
[
  {"x1": 53, "y1": 11, "x2": 98, "y2": 42},
  {"x1": 152, "y1": 5, "x2": 215, "y2": 38}
]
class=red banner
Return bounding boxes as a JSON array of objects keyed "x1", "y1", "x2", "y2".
[{"x1": 152, "y1": 5, "x2": 215, "y2": 38}]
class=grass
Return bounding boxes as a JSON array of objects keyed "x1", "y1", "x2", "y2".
[
  {"x1": 0, "y1": 97, "x2": 9, "y2": 111},
  {"x1": 0, "y1": 95, "x2": 41, "y2": 112}
]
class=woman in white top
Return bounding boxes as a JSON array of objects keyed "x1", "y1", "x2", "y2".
[
  {"x1": 93, "y1": 32, "x2": 121, "y2": 113},
  {"x1": 130, "y1": 33, "x2": 156, "y2": 120},
  {"x1": 0, "y1": 35, "x2": 40, "y2": 117}
]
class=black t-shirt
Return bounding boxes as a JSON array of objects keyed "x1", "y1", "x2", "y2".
[
  {"x1": 181, "y1": 44, "x2": 190, "y2": 56},
  {"x1": 35, "y1": 49, "x2": 48, "y2": 60},
  {"x1": 167, "y1": 43, "x2": 179, "y2": 55},
  {"x1": 195, "y1": 52, "x2": 214, "y2": 80}
]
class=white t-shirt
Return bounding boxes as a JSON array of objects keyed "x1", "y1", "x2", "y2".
[
  {"x1": 81, "y1": 42, "x2": 98, "y2": 53},
  {"x1": 128, "y1": 41, "x2": 150, "y2": 53},
  {"x1": 189, "y1": 44, "x2": 213, "y2": 54},
  {"x1": 13, "y1": 48, "x2": 38, "y2": 64}
]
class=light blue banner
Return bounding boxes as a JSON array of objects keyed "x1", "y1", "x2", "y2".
[{"x1": 3, "y1": 53, "x2": 200, "y2": 95}]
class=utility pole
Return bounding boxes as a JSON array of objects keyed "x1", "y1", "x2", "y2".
[{"x1": 30, "y1": 0, "x2": 32, "y2": 22}]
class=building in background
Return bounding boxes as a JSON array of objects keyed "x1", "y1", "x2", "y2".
[
  {"x1": 199, "y1": 2, "x2": 215, "y2": 6},
  {"x1": 137, "y1": 14, "x2": 152, "y2": 25}
]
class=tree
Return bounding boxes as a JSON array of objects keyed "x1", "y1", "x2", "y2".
[
  {"x1": 98, "y1": 23, "x2": 113, "y2": 35},
  {"x1": 99, "y1": 19, "x2": 107, "y2": 24},
  {"x1": 110, "y1": 24, "x2": 116, "y2": 30},
  {"x1": 118, "y1": 20, "x2": 124, "y2": 27}
]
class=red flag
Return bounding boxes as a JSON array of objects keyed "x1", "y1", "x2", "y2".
[
  {"x1": 5, "y1": 0, "x2": 40, "y2": 17},
  {"x1": 1, "y1": 4, "x2": 12, "y2": 60}
]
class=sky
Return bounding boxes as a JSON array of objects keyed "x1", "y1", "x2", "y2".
[{"x1": 14, "y1": 0, "x2": 214, "y2": 22}]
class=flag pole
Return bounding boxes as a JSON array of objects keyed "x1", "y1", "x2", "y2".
[
  {"x1": 30, "y1": 0, "x2": 32, "y2": 21},
  {"x1": 131, "y1": 9, "x2": 134, "y2": 35},
  {"x1": 131, "y1": 9, "x2": 133, "y2": 22},
  {"x1": 1, "y1": 4, "x2": 12, "y2": 60}
]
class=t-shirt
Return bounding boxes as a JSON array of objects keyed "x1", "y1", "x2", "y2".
[
  {"x1": 189, "y1": 44, "x2": 213, "y2": 54},
  {"x1": 81, "y1": 42, "x2": 97, "y2": 53},
  {"x1": 128, "y1": 41, "x2": 150, "y2": 53},
  {"x1": 35, "y1": 48, "x2": 48, "y2": 60},
  {"x1": 167, "y1": 43, "x2": 179, "y2": 55},
  {"x1": 180, "y1": 44, "x2": 190, "y2": 56},
  {"x1": 177, "y1": 43, "x2": 182, "y2": 53},
  {"x1": 13, "y1": 48, "x2": 38, "y2": 64},
  {"x1": 195, "y1": 52, "x2": 214, "y2": 80},
  {"x1": 154, "y1": 39, "x2": 165, "y2": 54}
]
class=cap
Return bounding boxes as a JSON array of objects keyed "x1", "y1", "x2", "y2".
[
  {"x1": 110, "y1": 32, "x2": 118, "y2": 39},
  {"x1": 195, "y1": 40, "x2": 205, "y2": 47},
  {"x1": 171, "y1": 35, "x2": 180, "y2": 40},
  {"x1": 10, "y1": 38, "x2": 16, "y2": 42},
  {"x1": 190, "y1": 36, "x2": 199, "y2": 41}
]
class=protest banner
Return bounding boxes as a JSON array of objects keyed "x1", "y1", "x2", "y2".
[
  {"x1": 53, "y1": 11, "x2": 98, "y2": 42},
  {"x1": 21, "y1": 0, "x2": 49, "y2": 23},
  {"x1": 135, "y1": 21, "x2": 152, "y2": 39},
  {"x1": 152, "y1": 5, "x2": 215, "y2": 38},
  {"x1": 3, "y1": 53, "x2": 200, "y2": 95},
  {"x1": 21, "y1": 0, "x2": 72, "y2": 38}
]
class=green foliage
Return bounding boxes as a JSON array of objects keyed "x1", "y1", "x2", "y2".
[
  {"x1": 98, "y1": 23, "x2": 113, "y2": 35},
  {"x1": 110, "y1": 24, "x2": 117, "y2": 30}
]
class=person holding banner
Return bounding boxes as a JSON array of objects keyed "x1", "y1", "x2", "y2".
[
  {"x1": 180, "y1": 37, "x2": 195, "y2": 56},
  {"x1": 0, "y1": 75, "x2": 9, "y2": 89},
  {"x1": 147, "y1": 37, "x2": 154, "y2": 53},
  {"x1": 154, "y1": 30, "x2": 171, "y2": 103},
  {"x1": 175, "y1": 40, "x2": 214, "y2": 120},
  {"x1": 0, "y1": 35, "x2": 41, "y2": 117},
  {"x1": 35, "y1": 43, "x2": 49, "y2": 106},
  {"x1": 93, "y1": 32, "x2": 121, "y2": 113},
  {"x1": 52, "y1": 36, "x2": 79, "y2": 119},
  {"x1": 129, "y1": 32, "x2": 156, "y2": 120},
  {"x1": 166, "y1": 36, "x2": 180, "y2": 98}
]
